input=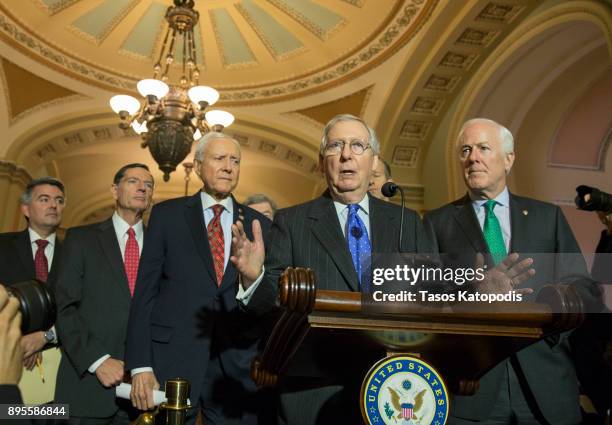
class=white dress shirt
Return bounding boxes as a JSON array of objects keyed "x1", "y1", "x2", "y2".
[
  {"x1": 89, "y1": 212, "x2": 144, "y2": 373},
  {"x1": 237, "y1": 194, "x2": 371, "y2": 305},
  {"x1": 28, "y1": 228, "x2": 58, "y2": 344},
  {"x1": 28, "y1": 228, "x2": 56, "y2": 267}
]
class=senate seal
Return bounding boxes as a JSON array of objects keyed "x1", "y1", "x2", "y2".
[{"x1": 361, "y1": 355, "x2": 449, "y2": 425}]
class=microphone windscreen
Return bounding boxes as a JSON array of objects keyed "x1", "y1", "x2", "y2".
[{"x1": 381, "y1": 182, "x2": 398, "y2": 198}]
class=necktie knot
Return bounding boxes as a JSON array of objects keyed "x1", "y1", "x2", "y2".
[
  {"x1": 484, "y1": 200, "x2": 497, "y2": 214},
  {"x1": 127, "y1": 227, "x2": 136, "y2": 239},
  {"x1": 348, "y1": 204, "x2": 359, "y2": 216},
  {"x1": 35, "y1": 239, "x2": 49, "y2": 249},
  {"x1": 211, "y1": 204, "x2": 224, "y2": 218}
]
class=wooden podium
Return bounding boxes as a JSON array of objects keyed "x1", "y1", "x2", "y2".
[{"x1": 251, "y1": 267, "x2": 584, "y2": 396}]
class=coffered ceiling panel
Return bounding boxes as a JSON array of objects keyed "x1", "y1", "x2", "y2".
[{"x1": 0, "y1": 0, "x2": 436, "y2": 104}]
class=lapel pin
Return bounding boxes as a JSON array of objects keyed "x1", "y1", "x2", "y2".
[{"x1": 522, "y1": 210, "x2": 528, "y2": 216}]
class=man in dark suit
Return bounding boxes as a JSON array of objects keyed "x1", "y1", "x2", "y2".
[
  {"x1": 423, "y1": 118, "x2": 600, "y2": 425},
  {"x1": 239, "y1": 114, "x2": 433, "y2": 425},
  {"x1": 54, "y1": 163, "x2": 154, "y2": 424},
  {"x1": 126, "y1": 133, "x2": 271, "y2": 425},
  {"x1": 0, "y1": 177, "x2": 65, "y2": 403}
]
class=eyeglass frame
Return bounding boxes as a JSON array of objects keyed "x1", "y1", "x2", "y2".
[{"x1": 323, "y1": 138, "x2": 372, "y2": 156}]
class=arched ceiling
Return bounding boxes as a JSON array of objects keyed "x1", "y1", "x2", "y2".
[
  {"x1": 1, "y1": 0, "x2": 436, "y2": 104},
  {"x1": 0, "y1": 0, "x2": 611, "y2": 229}
]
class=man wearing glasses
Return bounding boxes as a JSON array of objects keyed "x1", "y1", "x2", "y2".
[
  {"x1": 235, "y1": 114, "x2": 433, "y2": 424},
  {"x1": 55, "y1": 163, "x2": 154, "y2": 425}
]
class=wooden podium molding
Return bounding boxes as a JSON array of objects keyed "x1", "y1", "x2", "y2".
[{"x1": 251, "y1": 267, "x2": 584, "y2": 394}]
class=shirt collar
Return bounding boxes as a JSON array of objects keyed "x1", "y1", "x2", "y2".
[
  {"x1": 471, "y1": 186, "x2": 510, "y2": 209},
  {"x1": 28, "y1": 227, "x2": 56, "y2": 246},
  {"x1": 112, "y1": 211, "x2": 144, "y2": 238},
  {"x1": 333, "y1": 194, "x2": 370, "y2": 217},
  {"x1": 200, "y1": 191, "x2": 234, "y2": 215}
]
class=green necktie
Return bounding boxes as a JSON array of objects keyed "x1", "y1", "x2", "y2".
[{"x1": 483, "y1": 200, "x2": 507, "y2": 265}]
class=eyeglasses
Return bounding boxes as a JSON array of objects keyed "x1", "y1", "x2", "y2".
[{"x1": 324, "y1": 139, "x2": 371, "y2": 156}]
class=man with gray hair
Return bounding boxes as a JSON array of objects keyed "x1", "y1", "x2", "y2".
[
  {"x1": 235, "y1": 114, "x2": 433, "y2": 424},
  {"x1": 244, "y1": 193, "x2": 277, "y2": 219},
  {"x1": 126, "y1": 132, "x2": 272, "y2": 424},
  {"x1": 0, "y1": 177, "x2": 65, "y2": 404},
  {"x1": 424, "y1": 118, "x2": 599, "y2": 424}
]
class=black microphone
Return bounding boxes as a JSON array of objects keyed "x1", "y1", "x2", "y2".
[{"x1": 381, "y1": 182, "x2": 405, "y2": 252}]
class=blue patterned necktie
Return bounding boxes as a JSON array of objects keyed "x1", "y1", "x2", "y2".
[
  {"x1": 483, "y1": 200, "x2": 507, "y2": 265},
  {"x1": 347, "y1": 204, "x2": 372, "y2": 290}
]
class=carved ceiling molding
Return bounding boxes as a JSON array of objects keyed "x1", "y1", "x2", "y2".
[
  {"x1": 0, "y1": 159, "x2": 32, "y2": 187},
  {"x1": 0, "y1": 0, "x2": 439, "y2": 105},
  {"x1": 444, "y1": 0, "x2": 612, "y2": 198},
  {"x1": 383, "y1": 0, "x2": 537, "y2": 180},
  {"x1": 11, "y1": 119, "x2": 321, "y2": 181}
]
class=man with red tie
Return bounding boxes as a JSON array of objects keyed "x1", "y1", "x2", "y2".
[
  {"x1": 0, "y1": 177, "x2": 65, "y2": 403},
  {"x1": 125, "y1": 132, "x2": 271, "y2": 425},
  {"x1": 54, "y1": 164, "x2": 154, "y2": 425}
]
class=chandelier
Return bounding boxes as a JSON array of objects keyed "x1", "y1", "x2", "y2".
[{"x1": 109, "y1": 0, "x2": 233, "y2": 181}]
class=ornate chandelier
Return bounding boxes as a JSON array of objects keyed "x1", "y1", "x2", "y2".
[{"x1": 109, "y1": 0, "x2": 233, "y2": 181}]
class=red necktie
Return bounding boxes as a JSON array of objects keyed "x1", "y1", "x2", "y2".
[
  {"x1": 207, "y1": 205, "x2": 225, "y2": 286},
  {"x1": 124, "y1": 228, "x2": 139, "y2": 297},
  {"x1": 34, "y1": 239, "x2": 49, "y2": 282}
]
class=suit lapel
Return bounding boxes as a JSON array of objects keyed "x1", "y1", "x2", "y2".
[
  {"x1": 14, "y1": 230, "x2": 36, "y2": 278},
  {"x1": 453, "y1": 195, "x2": 489, "y2": 253},
  {"x1": 369, "y1": 196, "x2": 396, "y2": 253},
  {"x1": 218, "y1": 197, "x2": 240, "y2": 290},
  {"x1": 310, "y1": 196, "x2": 360, "y2": 291},
  {"x1": 48, "y1": 239, "x2": 62, "y2": 284},
  {"x1": 509, "y1": 194, "x2": 528, "y2": 253},
  {"x1": 185, "y1": 192, "x2": 217, "y2": 284},
  {"x1": 97, "y1": 219, "x2": 130, "y2": 298}
]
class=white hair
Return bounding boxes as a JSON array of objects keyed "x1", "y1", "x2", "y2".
[
  {"x1": 194, "y1": 132, "x2": 241, "y2": 162},
  {"x1": 320, "y1": 114, "x2": 380, "y2": 156},
  {"x1": 457, "y1": 118, "x2": 514, "y2": 154}
]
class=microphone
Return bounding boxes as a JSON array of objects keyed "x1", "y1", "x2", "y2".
[{"x1": 381, "y1": 182, "x2": 405, "y2": 252}]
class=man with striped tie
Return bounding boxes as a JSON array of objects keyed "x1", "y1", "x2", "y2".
[
  {"x1": 423, "y1": 118, "x2": 600, "y2": 425},
  {"x1": 54, "y1": 163, "x2": 154, "y2": 424}
]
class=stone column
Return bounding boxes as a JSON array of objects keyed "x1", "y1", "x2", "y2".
[{"x1": 0, "y1": 160, "x2": 31, "y2": 232}]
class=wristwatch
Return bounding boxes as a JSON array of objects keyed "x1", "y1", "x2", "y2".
[{"x1": 44, "y1": 329, "x2": 55, "y2": 343}]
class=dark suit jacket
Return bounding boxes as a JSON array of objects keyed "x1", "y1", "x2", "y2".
[
  {"x1": 248, "y1": 192, "x2": 434, "y2": 377},
  {"x1": 423, "y1": 193, "x2": 600, "y2": 424},
  {"x1": 125, "y1": 193, "x2": 271, "y2": 406},
  {"x1": 0, "y1": 229, "x2": 62, "y2": 287},
  {"x1": 54, "y1": 218, "x2": 135, "y2": 417}
]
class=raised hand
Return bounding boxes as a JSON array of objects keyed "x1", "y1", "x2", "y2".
[
  {"x1": 230, "y1": 219, "x2": 265, "y2": 289},
  {"x1": 473, "y1": 253, "x2": 535, "y2": 295}
]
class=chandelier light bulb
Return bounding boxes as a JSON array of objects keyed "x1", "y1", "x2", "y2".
[
  {"x1": 188, "y1": 86, "x2": 219, "y2": 106},
  {"x1": 109, "y1": 95, "x2": 140, "y2": 115},
  {"x1": 205, "y1": 110, "x2": 234, "y2": 129},
  {"x1": 137, "y1": 79, "x2": 170, "y2": 99},
  {"x1": 131, "y1": 121, "x2": 148, "y2": 135}
]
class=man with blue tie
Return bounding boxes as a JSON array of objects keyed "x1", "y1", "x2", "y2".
[
  {"x1": 423, "y1": 118, "x2": 600, "y2": 425},
  {"x1": 241, "y1": 114, "x2": 433, "y2": 424}
]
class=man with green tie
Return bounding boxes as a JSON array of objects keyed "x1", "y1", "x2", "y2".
[{"x1": 423, "y1": 118, "x2": 599, "y2": 425}]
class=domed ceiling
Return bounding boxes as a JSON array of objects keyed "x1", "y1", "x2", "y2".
[{"x1": 1, "y1": 0, "x2": 435, "y2": 104}]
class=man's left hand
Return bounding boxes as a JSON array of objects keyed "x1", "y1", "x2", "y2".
[
  {"x1": 20, "y1": 331, "x2": 46, "y2": 358},
  {"x1": 230, "y1": 219, "x2": 265, "y2": 288}
]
